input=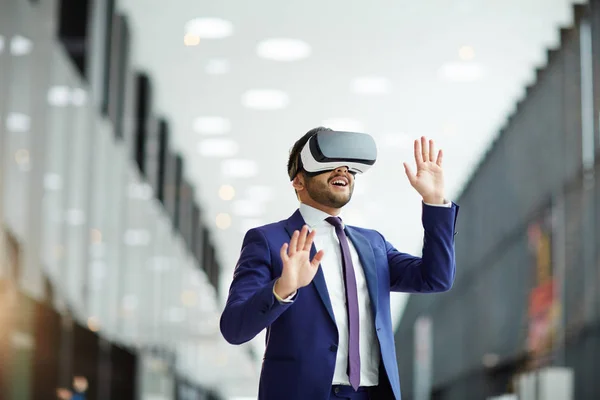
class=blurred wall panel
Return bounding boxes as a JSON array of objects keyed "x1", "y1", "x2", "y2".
[{"x1": 396, "y1": 3, "x2": 600, "y2": 400}]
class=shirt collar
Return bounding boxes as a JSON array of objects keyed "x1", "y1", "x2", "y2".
[{"x1": 298, "y1": 203, "x2": 343, "y2": 228}]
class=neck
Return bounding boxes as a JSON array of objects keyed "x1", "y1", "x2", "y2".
[{"x1": 301, "y1": 199, "x2": 341, "y2": 216}]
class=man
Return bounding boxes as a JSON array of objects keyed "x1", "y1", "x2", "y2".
[{"x1": 220, "y1": 127, "x2": 459, "y2": 400}]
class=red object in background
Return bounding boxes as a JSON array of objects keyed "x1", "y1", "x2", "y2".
[{"x1": 529, "y1": 279, "x2": 555, "y2": 317}]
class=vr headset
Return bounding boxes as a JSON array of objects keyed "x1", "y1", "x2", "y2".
[{"x1": 289, "y1": 130, "x2": 377, "y2": 180}]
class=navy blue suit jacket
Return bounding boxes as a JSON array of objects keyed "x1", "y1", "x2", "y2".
[{"x1": 220, "y1": 202, "x2": 459, "y2": 400}]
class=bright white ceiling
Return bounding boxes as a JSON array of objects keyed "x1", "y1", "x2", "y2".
[{"x1": 117, "y1": 0, "x2": 583, "y2": 397}]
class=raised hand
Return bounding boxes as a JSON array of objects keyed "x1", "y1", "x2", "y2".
[
  {"x1": 403, "y1": 136, "x2": 446, "y2": 205},
  {"x1": 275, "y1": 225, "x2": 324, "y2": 298}
]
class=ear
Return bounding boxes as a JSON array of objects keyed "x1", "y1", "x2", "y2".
[{"x1": 292, "y1": 174, "x2": 305, "y2": 191}]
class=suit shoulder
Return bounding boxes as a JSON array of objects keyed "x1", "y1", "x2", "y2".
[
  {"x1": 347, "y1": 225, "x2": 385, "y2": 241},
  {"x1": 243, "y1": 219, "x2": 287, "y2": 238}
]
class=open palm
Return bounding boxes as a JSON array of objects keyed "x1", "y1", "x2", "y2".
[
  {"x1": 403, "y1": 136, "x2": 445, "y2": 204},
  {"x1": 278, "y1": 226, "x2": 324, "y2": 295}
]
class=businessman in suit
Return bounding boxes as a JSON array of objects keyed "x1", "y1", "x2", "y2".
[{"x1": 220, "y1": 127, "x2": 459, "y2": 399}]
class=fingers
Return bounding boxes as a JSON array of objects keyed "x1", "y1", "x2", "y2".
[
  {"x1": 280, "y1": 243, "x2": 289, "y2": 262},
  {"x1": 403, "y1": 162, "x2": 416, "y2": 186},
  {"x1": 421, "y1": 136, "x2": 428, "y2": 163},
  {"x1": 288, "y1": 230, "x2": 299, "y2": 257},
  {"x1": 436, "y1": 149, "x2": 443, "y2": 167},
  {"x1": 303, "y1": 229, "x2": 317, "y2": 251},
  {"x1": 286, "y1": 226, "x2": 313, "y2": 257},
  {"x1": 429, "y1": 139, "x2": 436, "y2": 162},
  {"x1": 414, "y1": 139, "x2": 423, "y2": 164},
  {"x1": 296, "y1": 225, "x2": 309, "y2": 252},
  {"x1": 311, "y1": 249, "x2": 325, "y2": 268}
]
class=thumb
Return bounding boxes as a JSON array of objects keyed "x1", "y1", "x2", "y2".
[
  {"x1": 310, "y1": 249, "x2": 325, "y2": 268},
  {"x1": 404, "y1": 162, "x2": 416, "y2": 186}
]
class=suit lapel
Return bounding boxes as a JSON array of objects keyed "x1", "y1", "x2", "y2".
[
  {"x1": 285, "y1": 210, "x2": 336, "y2": 325},
  {"x1": 346, "y1": 226, "x2": 379, "y2": 317}
]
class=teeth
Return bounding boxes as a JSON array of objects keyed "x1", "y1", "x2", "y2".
[{"x1": 332, "y1": 180, "x2": 346, "y2": 186}]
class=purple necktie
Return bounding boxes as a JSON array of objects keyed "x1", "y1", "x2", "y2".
[{"x1": 326, "y1": 216, "x2": 360, "y2": 390}]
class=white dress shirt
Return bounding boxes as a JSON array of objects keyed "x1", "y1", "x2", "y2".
[{"x1": 274, "y1": 201, "x2": 452, "y2": 387}]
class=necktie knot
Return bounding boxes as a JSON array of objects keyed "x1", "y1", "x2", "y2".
[{"x1": 325, "y1": 216, "x2": 344, "y2": 229}]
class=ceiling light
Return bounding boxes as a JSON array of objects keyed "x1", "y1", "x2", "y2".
[
  {"x1": 128, "y1": 182, "x2": 153, "y2": 200},
  {"x1": 6, "y1": 113, "x2": 31, "y2": 132},
  {"x1": 44, "y1": 173, "x2": 63, "y2": 191},
  {"x1": 123, "y1": 229, "x2": 151, "y2": 246},
  {"x1": 459, "y1": 45, "x2": 475, "y2": 60},
  {"x1": 242, "y1": 89, "x2": 289, "y2": 110},
  {"x1": 322, "y1": 118, "x2": 365, "y2": 132},
  {"x1": 87, "y1": 316, "x2": 100, "y2": 332},
  {"x1": 216, "y1": 213, "x2": 232, "y2": 229},
  {"x1": 351, "y1": 76, "x2": 391, "y2": 95},
  {"x1": 221, "y1": 159, "x2": 258, "y2": 178},
  {"x1": 246, "y1": 185, "x2": 273, "y2": 202},
  {"x1": 14, "y1": 149, "x2": 30, "y2": 166},
  {"x1": 438, "y1": 62, "x2": 484, "y2": 82},
  {"x1": 193, "y1": 116, "x2": 231, "y2": 135},
  {"x1": 181, "y1": 290, "x2": 198, "y2": 307},
  {"x1": 257, "y1": 38, "x2": 311, "y2": 62},
  {"x1": 197, "y1": 138, "x2": 239, "y2": 157},
  {"x1": 381, "y1": 132, "x2": 412, "y2": 149},
  {"x1": 71, "y1": 88, "x2": 87, "y2": 106},
  {"x1": 90, "y1": 260, "x2": 106, "y2": 280},
  {"x1": 233, "y1": 200, "x2": 264, "y2": 217},
  {"x1": 48, "y1": 86, "x2": 70, "y2": 107},
  {"x1": 65, "y1": 209, "x2": 86, "y2": 226},
  {"x1": 90, "y1": 229, "x2": 102, "y2": 244},
  {"x1": 184, "y1": 33, "x2": 200, "y2": 46},
  {"x1": 205, "y1": 59, "x2": 230, "y2": 75},
  {"x1": 149, "y1": 256, "x2": 172, "y2": 272},
  {"x1": 10, "y1": 35, "x2": 33, "y2": 56},
  {"x1": 239, "y1": 218, "x2": 265, "y2": 233},
  {"x1": 219, "y1": 184, "x2": 235, "y2": 201},
  {"x1": 184, "y1": 18, "x2": 233, "y2": 39}
]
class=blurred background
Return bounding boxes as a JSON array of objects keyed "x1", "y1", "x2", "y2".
[{"x1": 0, "y1": 0, "x2": 599, "y2": 399}]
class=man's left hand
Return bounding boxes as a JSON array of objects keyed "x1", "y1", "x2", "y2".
[{"x1": 403, "y1": 136, "x2": 446, "y2": 205}]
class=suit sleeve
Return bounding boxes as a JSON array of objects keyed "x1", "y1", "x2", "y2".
[
  {"x1": 385, "y1": 202, "x2": 459, "y2": 293},
  {"x1": 220, "y1": 228, "x2": 295, "y2": 345}
]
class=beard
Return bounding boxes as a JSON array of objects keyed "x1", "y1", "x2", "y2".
[{"x1": 305, "y1": 175, "x2": 353, "y2": 209}]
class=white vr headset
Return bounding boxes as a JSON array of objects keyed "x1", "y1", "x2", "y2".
[{"x1": 290, "y1": 130, "x2": 377, "y2": 180}]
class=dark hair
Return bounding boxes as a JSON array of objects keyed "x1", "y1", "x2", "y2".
[{"x1": 287, "y1": 126, "x2": 332, "y2": 180}]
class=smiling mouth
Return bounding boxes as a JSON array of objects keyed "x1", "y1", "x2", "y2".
[{"x1": 329, "y1": 177, "x2": 349, "y2": 188}]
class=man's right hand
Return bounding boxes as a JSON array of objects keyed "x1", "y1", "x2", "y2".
[{"x1": 275, "y1": 225, "x2": 324, "y2": 298}]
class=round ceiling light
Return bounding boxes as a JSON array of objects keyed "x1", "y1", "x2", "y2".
[
  {"x1": 197, "y1": 138, "x2": 239, "y2": 157},
  {"x1": 351, "y1": 76, "x2": 391, "y2": 95},
  {"x1": 438, "y1": 62, "x2": 484, "y2": 82},
  {"x1": 256, "y1": 38, "x2": 311, "y2": 62},
  {"x1": 184, "y1": 18, "x2": 234, "y2": 39},
  {"x1": 221, "y1": 159, "x2": 258, "y2": 178},
  {"x1": 193, "y1": 116, "x2": 231, "y2": 135},
  {"x1": 459, "y1": 45, "x2": 475, "y2": 60},
  {"x1": 241, "y1": 89, "x2": 290, "y2": 110}
]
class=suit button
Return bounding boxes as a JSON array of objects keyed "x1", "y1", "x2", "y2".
[
  {"x1": 329, "y1": 345, "x2": 337, "y2": 352},
  {"x1": 334, "y1": 387, "x2": 340, "y2": 394}
]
